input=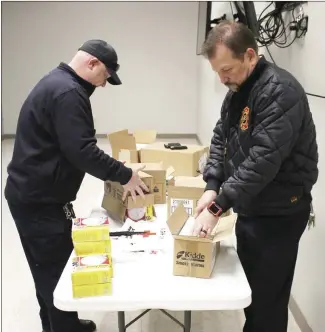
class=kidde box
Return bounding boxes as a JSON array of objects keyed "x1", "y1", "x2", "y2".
[
  {"x1": 126, "y1": 162, "x2": 175, "y2": 204},
  {"x1": 140, "y1": 142, "x2": 209, "y2": 176},
  {"x1": 101, "y1": 171, "x2": 155, "y2": 221},
  {"x1": 107, "y1": 129, "x2": 156, "y2": 163},
  {"x1": 167, "y1": 175, "x2": 206, "y2": 217},
  {"x1": 167, "y1": 204, "x2": 236, "y2": 278}
]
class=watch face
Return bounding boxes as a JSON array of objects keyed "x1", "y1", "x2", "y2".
[
  {"x1": 127, "y1": 208, "x2": 146, "y2": 221},
  {"x1": 209, "y1": 202, "x2": 220, "y2": 215}
]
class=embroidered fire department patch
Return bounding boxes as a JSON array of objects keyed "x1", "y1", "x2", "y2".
[{"x1": 240, "y1": 106, "x2": 250, "y2": 131}]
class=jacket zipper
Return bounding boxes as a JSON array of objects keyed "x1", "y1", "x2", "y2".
[
  {"x1": 224, "y1": 138, "x2": 228, "y2": 157},
  {"x1": 224, "y1": 111, "x2": 229, "y2": 179}
]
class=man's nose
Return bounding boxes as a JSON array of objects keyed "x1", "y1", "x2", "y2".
[
  {"x1": 219, "y1": 74, "x2": 228, "y2": 84},
  {"x1": 102, "y1": 81, "x2": 107, "y2": 87}
]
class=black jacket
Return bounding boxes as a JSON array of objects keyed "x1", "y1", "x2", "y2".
[
  {"x1": 5, "y1": 63, "x2": 132, "y2": 205},
  {"x1": 204, "y1": 56, "x2": 318, "y2": 217}
]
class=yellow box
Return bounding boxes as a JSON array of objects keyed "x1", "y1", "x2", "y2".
[
  {"x1": 74, "y1": 240, "x2": 112, "y2": 256},
  {"x1": 72, "y1": 217, "x2": 110, "y2": 242},
  {"x1": 71, "y1": 254, "x2": 113, "y2": 286},
  {"x1": 72, "y1": 282, "x2": 112, "y2": 298}
]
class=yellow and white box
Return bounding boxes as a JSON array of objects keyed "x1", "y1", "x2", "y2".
[
  {"x1": 72, "y1": 217, "x2": 110, "y2": 242},
  {"x1": 71, "y1": 254, "x2": 113, "y2": 298},
  {"x1": 74, "y1": 240, "x2": 111, "y2": 256}
]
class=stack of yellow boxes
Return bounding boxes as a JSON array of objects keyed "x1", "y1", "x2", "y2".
[{"x1": 71, "y1": 216, "x2": 113, "y2": 298}]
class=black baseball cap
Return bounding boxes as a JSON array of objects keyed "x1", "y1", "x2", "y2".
[{"x1": 78, "y1": 39, "x2": 122, "y2": 85}]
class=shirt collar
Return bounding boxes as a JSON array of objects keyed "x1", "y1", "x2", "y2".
[
  {"x1": 58, "y1": 62, "x2": 96, "y2": 97},
  {"x1": 236, "y1": 55, "x2": 269, "y2": 94}
]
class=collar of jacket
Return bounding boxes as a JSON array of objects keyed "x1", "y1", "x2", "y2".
[
  {"x1": 58, "y1": 62, "x2": 96, "y2": 97},
  {"x1": 236, "y1": 55, "x2": 269, "y2": 96}
]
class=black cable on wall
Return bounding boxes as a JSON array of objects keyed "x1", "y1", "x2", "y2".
[{"x1": 257, "y1": 2, "x2": 324, "y2": 99}]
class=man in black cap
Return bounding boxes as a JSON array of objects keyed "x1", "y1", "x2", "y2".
[{"x1": 5, "y1": 40, "x2": 147, "y2": 332}]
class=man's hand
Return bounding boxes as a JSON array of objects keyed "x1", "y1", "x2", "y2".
[
  {"x1": 122, "y1": 165, "x2": 149, "y2": 201},
  {"x1": 194, "y1": 190, "x2": 217, "y2": 218},
  {"x1": 192, "y1": 208, "x2": 219, "y2": 238}
]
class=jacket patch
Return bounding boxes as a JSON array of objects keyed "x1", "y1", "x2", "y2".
[{"x1": 240, "y1": 106, "x2": 250, "y2": 131}]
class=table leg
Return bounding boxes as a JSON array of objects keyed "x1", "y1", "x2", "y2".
[
  {"x1": 184, "y1": 311, "x2": 191, "y2": 332},
  {"x1": 118, "y1": 311, "x2": 125, "y2": 332}
]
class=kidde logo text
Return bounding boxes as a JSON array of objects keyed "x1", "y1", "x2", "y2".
[{"x1": 176, "y1": 251, "x2": 205, "y2": 262}]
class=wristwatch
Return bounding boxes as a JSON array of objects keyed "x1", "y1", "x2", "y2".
[{"x1": 207, "y1": 201, "x2": 223, "y2": 217}]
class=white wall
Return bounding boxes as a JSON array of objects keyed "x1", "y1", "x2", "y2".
[
  {"x1": 197, "y1": 2, "x2": 325, "y2": 331},
  {"x1": 2, "y1": 1, "x2": 199, "y2": 135}
]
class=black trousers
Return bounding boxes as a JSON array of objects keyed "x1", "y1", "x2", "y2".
[
  {"x1": 236, "y1": 208, "x2": 310, "y2": 332},
  {"x1": 8, "y1": 201, "x2": 80, "y2": 332}
]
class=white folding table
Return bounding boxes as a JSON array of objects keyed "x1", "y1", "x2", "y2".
[{"x1": 54, "y1": 194, "x2": 251, "y2": 332}]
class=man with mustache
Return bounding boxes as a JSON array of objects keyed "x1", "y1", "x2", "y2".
[
  {"x1": 5, "y1": 40, "x2": 148, "y2": 332},
  {"x1": 193, "y1": 21, "x2": 318, "y2": 332}
]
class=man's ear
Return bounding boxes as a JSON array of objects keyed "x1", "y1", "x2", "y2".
[
  {"x1": 246, "y1": 48, "x2": 256, "y2": 61},
  {"x1": 88, "y1": 58, "x2": 99, "y2": 69}
]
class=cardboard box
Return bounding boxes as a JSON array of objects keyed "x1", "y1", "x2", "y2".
[
  {"x1": 140, "y1": 142, "x2": 209, "y2": 176},
  {"x1": 72, "y1": 217, "x2": 110, "y2": 242},
  {"x1": 126, "y1": 162, "x2": 175, "y2": 204},
  {"x1": 107, "y1": 129, "x2": 157, "y2": 162},
  {"x1": 167, "y1": 204, "x2": 236, "y2": 279},
  {"x1": 167, "y1": 175, "x2": 206, "y2": 217},
  {"x1": 102, "y1": 171, "x2": 155, "y2": 221}
]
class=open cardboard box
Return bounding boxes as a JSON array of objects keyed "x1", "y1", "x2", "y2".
[
  {"x1": 167, "y1": 204, "x2": 237, "y2": 278},
  {"x1": 107, "y1": 129, "x2": 157, "y2": 163},
  {"x1": 167, "y1": 175, "x2": 206, "y2": 217},
  {"x1": 101, "y1": 171, "x2": 156, "y2": 222},
  {"x1": 140, "y1": 142, "x2": 209, "y2": 176},
  {"x1": 126, "y1": 162, "x2": 175, "y2": 204}
]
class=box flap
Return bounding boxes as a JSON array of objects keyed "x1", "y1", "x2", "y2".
[
  {"x1": 119, "y1": 150, "x2": 132, "y2": 163},
  {"x1": 137, "y1": 170, "x2": 153, "y2": 179},
  {"x1": 101, "y1": 185, "x2": 126, "y2": 222},
  {"x1": 211, "y1": 213, "x2": 237, "y2": 243},
  {"x1": 107, "y1": 129, "x2": 129, "y2": 139},
  {"x1": 174, "y1": 176, "x2": 206, "y2": 189},
  {"x1": 132, "y1": 130, "x2": 157, "y2": 144},
  {"x1": 166, "y1": 204, "x2": 189, "y2": 235},
  {"x1": 107, "y1": 129, "x2": 137, "y2": 158},
  {"x1": 125, "y1": 162, "x2": 164, "y2": 171},
  {"x1": 126, "y1": 162, "x2": 172, "y2": 182},
  {"x1": 111, "y1": 135, "x2": 136, "y2": 150},
  {"x1": 173, "y1": 234, "x2": 212, "y2": 242},
  {"x1": 166, "y1": 166, "x2": 175, "y2": 178}
]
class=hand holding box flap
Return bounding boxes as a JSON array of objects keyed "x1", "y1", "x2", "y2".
[
  {"x1": 167, "y1": 204, "x2": 237, "y2": 242},
  {"x1": 167, "y1": 204, "x2": 237, "y2": 278},
  {"x1": 125, "y1": 162, "x2": 175, "y2": 204},
  {"x1": 102, "y1": 171, "x2": 155, "y2": 222}
]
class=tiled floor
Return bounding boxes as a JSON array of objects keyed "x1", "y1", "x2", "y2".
[{"x1": 1, "y1": 138, "x2": 301, "y2": 332}]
